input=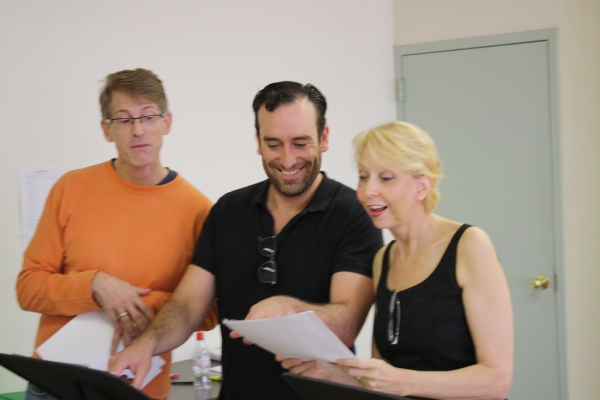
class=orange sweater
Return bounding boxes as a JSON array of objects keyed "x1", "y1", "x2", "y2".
[{"x1": 17, "y1": 161, "x2": 218, "y2": 399}]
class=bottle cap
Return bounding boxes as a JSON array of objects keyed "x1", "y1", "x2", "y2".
[{"x1": 196, "y1": 331, "x2": 204, "y2": 341}]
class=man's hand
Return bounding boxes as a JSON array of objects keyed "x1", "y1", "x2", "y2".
[
  {"x1": 231, "y1": 272, "x2": 372, "y2": 348},
  {"x1": 110, "y1": 309, "x2": 153, "y2": 354},
  {"x1": 108, "y1": 338, "x2": 155, "y2": 390},
  {"x1": 229, "y1": 295, "x2": 305, "y2": 344},
  {"x1": 245, "y1": 295, "x2": 304, "y2": 319},
  {"x1": 92, "y1": 271, "x2": 155, "y2": 352}
]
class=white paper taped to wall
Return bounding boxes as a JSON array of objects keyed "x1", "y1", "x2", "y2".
[{"x1": 18, "y1": 166, "x2": 65, "y2": 251}]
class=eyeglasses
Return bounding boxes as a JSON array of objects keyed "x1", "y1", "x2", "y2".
[
  {"x1": 104, "y1": 113, "x2": 166, "y2": 130},
  {"x1": 388, "y1": 290, "x2": 400, "y2": 345},
  {"x1": 257, "y1": 236, "x2": 277, "y2": 285}
]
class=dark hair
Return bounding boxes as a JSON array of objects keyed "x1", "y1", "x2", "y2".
[
  {"x1": 99, "y1": 68, "x2": 168, "y2": 119},
  {"x1": 252, "y1": 81, "x2": 327, "y2": 138}
]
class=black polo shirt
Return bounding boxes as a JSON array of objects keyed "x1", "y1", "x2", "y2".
[{"x1": 192, "y1": 172, "x2": 382, "y2": 400}]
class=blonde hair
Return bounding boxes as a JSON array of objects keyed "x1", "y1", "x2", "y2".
[{"x1": 353, "y1": 121, "x2": 442, "y2": 211}]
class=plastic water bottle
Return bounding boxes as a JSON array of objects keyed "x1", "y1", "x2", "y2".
[{"x1": 192, "y1": 331, "x2": 212, "y2": 390}]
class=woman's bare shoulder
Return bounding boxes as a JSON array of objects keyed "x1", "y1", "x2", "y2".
[{"x1": 455, "y1": 224, "x2": 503, "y2": 287}]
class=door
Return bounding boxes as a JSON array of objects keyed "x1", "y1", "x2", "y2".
[{"x1": 395, "y1": 31, "x2": 563, "y2": 399}]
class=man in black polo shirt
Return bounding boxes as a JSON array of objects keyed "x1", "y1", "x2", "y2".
[{"x1": 110, "y1": 81, "x2": 383, "y2": 399}]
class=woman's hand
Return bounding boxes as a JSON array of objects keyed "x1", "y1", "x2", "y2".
[
  {"x1": 337, "y1": 357, "x2": 406, "y2": 394},
  {"x1": 277, "y1": 356, "x2": 360, "y2": 386}
]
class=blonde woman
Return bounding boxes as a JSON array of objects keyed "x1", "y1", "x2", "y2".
[{"x1": 281, "y1": 121, "x2": 513, "y2": 400}]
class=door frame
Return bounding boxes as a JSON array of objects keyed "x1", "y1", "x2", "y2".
[{"x1": 394, "y1": 29, "x2": 567, "y2": 399}]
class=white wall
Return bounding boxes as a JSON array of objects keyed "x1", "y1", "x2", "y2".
[
  {"x1": 393, "y1": 0, "x2": 600, "y2": 398},
  {"x1": 0, "y1": 0, "x2": 396, "y2": 393}
]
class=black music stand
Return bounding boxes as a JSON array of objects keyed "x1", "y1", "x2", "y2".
[
  {"x1": 283, "y1": 372, "x2": 420, "y2": 400},
  {"x1": 0, "y1": 353, "x2": 150, "y2": 400}
]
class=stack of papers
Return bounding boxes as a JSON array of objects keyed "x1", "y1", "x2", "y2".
[
  {"x1": 36, "y1": 311, "x2": 165, "y2": 389},
  {"x1": 222, "y1": 311, "x2": 355, "y2": 362}
]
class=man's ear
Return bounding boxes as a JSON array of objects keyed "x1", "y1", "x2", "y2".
[
  {"x1": 162, "y1": 112, "x2": 173, "y2": 135},
  {"x1": 320, "y1": 125, "x2": 330, "y2": 153},
  {"x1": 416, "y1": 175, "x2": 432, "y2": 202},
  {"x1": 256, "y1": 131, "x2": 262, "y2": 155},
  {"x1": 101, "y1": 120, "x2": 114, "y2": 143}
]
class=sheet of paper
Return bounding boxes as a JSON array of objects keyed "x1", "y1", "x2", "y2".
[
  {"x1": 18, "y1": 166, "x2": 65, "y2": 251},
  {"x1": 209, "y1": 365, "x2": 222, "y2": 374},
  {"x1": 209, "y1": 348, "x2": 221, "y2": 361},
  {"x1": 222, "y1": 311, "x2": 355, "y2": 363},
  {"x1": 36, "y1": 311, "x2": 164, "y2": 389}
]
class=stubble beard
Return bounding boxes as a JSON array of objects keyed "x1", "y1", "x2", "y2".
[{"x1": 263, "y1": 153, "x2": 322, "y2": 198}]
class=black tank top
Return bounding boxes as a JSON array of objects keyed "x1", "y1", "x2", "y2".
[{"x1": 373, "y1": 224, "x2": 476, "y2": 371}]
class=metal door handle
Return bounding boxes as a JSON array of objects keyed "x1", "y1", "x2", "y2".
[{"x1": 531, "y1": 275, "x2": 550, "y2": 290}]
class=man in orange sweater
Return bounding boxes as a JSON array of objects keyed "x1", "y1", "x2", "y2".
[{"x1": 16, "y1": 68, "x2": 218, "y2": 400}]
